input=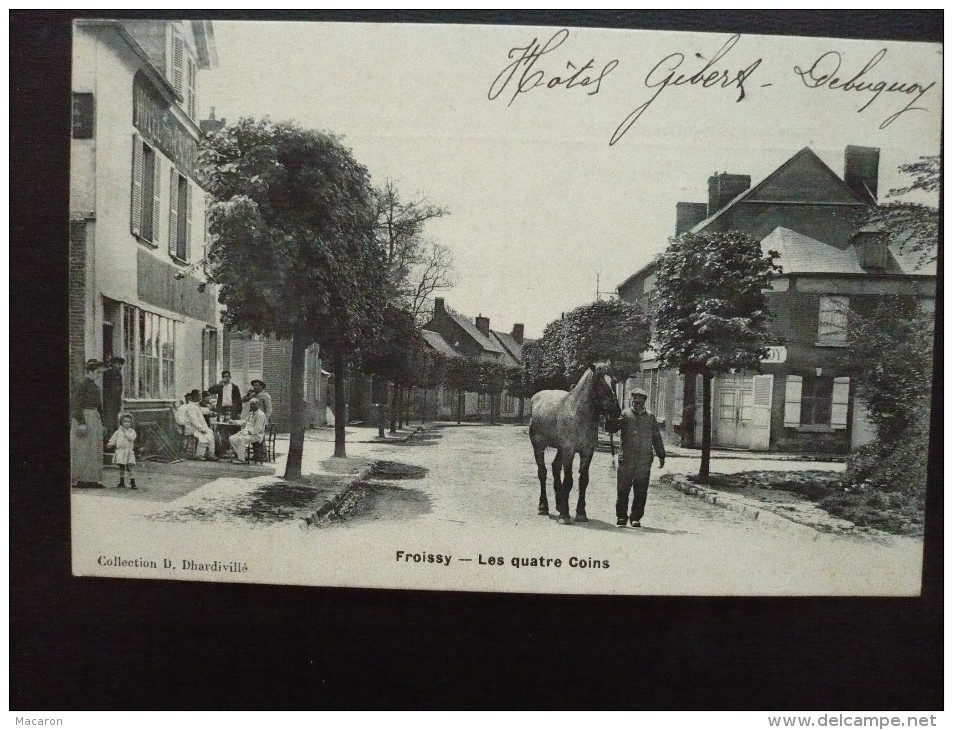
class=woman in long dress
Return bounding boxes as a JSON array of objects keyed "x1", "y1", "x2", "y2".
[{"x1": 71, "y1": 359, "x2": 106, "y2": 488}]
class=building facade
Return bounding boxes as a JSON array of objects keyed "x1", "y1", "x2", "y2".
[
  {"x1": 617, "y1": 146, "x2": 936, "y2": 454},
  {"x1": 421, "y1": 298, "x2": 532, "y2": 422},
  {"x1": 70, "y1": 20, "x2": 221, "y2": 452}
]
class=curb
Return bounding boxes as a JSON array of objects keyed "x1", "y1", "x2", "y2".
[
  {"x1": 304, "y1": 461, "x2": 379, "y2": 526},
  {"x1": 660, "y1": 474, "x2": 854, "y2": 538}
]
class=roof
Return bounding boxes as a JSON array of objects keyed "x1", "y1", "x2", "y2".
[
  {"x1": 442, "y1": 306, "x2": 505, "y2": 354},
  {"x1": 489, "y1": 331, "x2": 521, "y2": 368},
  {"x1": 762, "y1": 226, "x2": 935, "y2": 276},
  {"x1": 420, "y1": 330, "x2": 462, "y2": 359}
]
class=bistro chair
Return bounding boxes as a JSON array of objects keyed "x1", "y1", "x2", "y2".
[{"x1": 245, "y1": 425, "x2": 278, "y2": 464}]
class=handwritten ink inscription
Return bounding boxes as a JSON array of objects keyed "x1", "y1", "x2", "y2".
[
  {"x1": 793, "y1": 49, "x2": 936, "y2": 129},
  {"x1": 486, "y1": 30, "x2": 938, "y2": 145},
  {"x1": 610, "y1": 34, "x2": 765, "y2": 146},
  {"x1": 487, "y1": 28, "x2": 619, "y2": 106}
]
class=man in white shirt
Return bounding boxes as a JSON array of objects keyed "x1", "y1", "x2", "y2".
[
  {"x1": 182, "y1": 391, "x2": 217, "y2": 461},
  {"x1": 229, "y1": 398, "x2": 268, "y2": 464}
]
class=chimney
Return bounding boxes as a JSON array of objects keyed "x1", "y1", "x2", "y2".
[
  {"x1": 200, "y1": 107, "x2": 226, "y2": 136},
  {"x1": 475, "y1": 315, "x2": 490, "y2": 337},
  {"x1": 676, "y1": 202, "x2": 709, "y2": 235},
  {"x1": 707, "y1": 173, "x2": 751, "y2": 215},
  {"x1": 844, "y1": 145, "x2": 880, "y2": 203},
  {"x1": 511, "y1": 324, "x2": 524, "y2": 344},
  {"x1": 433, "y1": 297, "x2": 445, "y2": 317}
]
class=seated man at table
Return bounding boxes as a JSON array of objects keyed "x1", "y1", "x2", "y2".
[
  {"x1": 183, "y1": 391, "x2": 218, "y2": 462},
  {"x1": 229, "y1": 398, "x2": 268, "y2": 464}
]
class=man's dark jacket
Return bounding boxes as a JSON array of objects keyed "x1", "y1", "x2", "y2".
[{"x1": 208, "y1": 383, "x2": 243, "y2": 419}]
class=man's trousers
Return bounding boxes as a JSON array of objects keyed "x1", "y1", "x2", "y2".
[{"x1": 616, "y1": 464, "x2": 652, "y2": 521}]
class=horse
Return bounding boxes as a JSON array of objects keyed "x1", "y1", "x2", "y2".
[{"x1": 529, "y1": 362, "x2": 622, "y2": 525}]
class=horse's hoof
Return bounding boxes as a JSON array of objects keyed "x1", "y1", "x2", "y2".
[
  {"x1": 574, "y1": 513, "x2": 589, "y2": 523},
  {"x1": 538, "y1": 507, "x2": 550, "y2": 516},
  {"x1": 557, "y1": 515, "x2": 572, "y2": 526}
]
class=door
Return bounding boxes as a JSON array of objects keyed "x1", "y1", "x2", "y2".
[
  {"x1": 750, "y1": 374, "x2": 773, "y2": 451},
  {"x1": 713, "y1": 374, "x2": 755, "y2": 449}
]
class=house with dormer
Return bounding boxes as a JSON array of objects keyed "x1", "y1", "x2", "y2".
[{"x1": 617, "y1": 146, "x2": 936, "y2": 454}]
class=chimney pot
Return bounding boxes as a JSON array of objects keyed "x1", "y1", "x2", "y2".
[
  {"x1": 434, "y1": 297, "x2": 445, "y2": 315},
  {"x1": 511, "y1": 324, "x2": 524, "y2": 344},
  {"x1": 475, "y1": 315, "x2": 490, "y2": 337},
  {"x1": 707, "y1": 173, "x2": 751, "y2": 216}
]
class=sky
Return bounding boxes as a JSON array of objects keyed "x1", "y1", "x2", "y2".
[{"x1": 200, "y1": 21, "x2": 941, "y2": 339}]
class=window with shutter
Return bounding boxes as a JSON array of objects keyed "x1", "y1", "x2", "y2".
[
  {"x1": 817, "y1": 296, "x2": 849, "y2": 346},
  {"x1": 130, "y1": 134, "x2": 143, "y2": 237},
  {"x1": 168, "y1": 168, "x2": 178, "y2": 257},
  {"x1": 186, "y1": 57, "x2": 197, "y2": 119},
  {"x1": 246, "y1": 341, "x2": 264, "y2": 385},
  {"x1": 831, "y1": 377, "x2": 850, "y2": 430},
  {"x1": 229, "y1": 341, "x2": 247, "y2": 382},
  {"x1": 800, "y1": 375, "x2": 834, "y2": 426},
  {"x1": 184, "y1": 183, "x2": 192, "y2": 263},
  {"x1": 672, "y1": 374, "x2": 684, "y2": 426},
  {"x1": 171, "y1": 30, "x2": 185, "y2": 97},
  {"x1": 783, "y1": 375, "x2": 802, "y2": 427},
  {"x1": 151, "y1": 154, "x2": 162, "y2": 246}
]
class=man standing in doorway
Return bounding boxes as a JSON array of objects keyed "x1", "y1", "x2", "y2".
[
  {"x1": 609, "y1": 388, "x2": 665, "y2": 527},
  {"x1": 102, "y1": 356, "x2": 124, "y2": 434}
]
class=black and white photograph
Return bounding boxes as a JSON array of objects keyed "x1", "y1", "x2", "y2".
[{"x1": 66, "y1": 17, "x2": 940, "y2": 598}]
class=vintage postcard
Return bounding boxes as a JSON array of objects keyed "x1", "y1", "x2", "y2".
[{"x1": 69, "y1": 19, "x2": 940, "y2": 596}]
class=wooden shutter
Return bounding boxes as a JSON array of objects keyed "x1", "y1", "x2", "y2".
[
  {"x1": 130, "y1": 135, "x2": 143, "y2": 236},
  {"x1": 187, "y1": 57, "x2": 196, "y2": 118},
  {"x1": 168, "y1": 169, "x2": 179, "y2": 257},
  {"x1": 831, "y1": 377, "x2": 850, "y2": 430},
  {"x1": 184, "y1": 183, "x2": 193, "y2": 263},
  {"x1": 229, "y1": 340, "x2": 247, "y2": 382},
  {"x1": 750, "y1": 374, "x2": 774, "y2": 450},
  {"x1": 247, "y1": 341, "x2": 264, "y2": 385},
  {"x1": 672, "y1": 374, "x2": 684, "y2": 426},
  {"x1": 784, "y1": 375, "x2": 802, "y2": 427},
  {"x1": 151, "y1": 154, "x2": 162, "y2": 245},
  {"x1": 171, "y1": 31, "x2": 185, "y2": 97}
]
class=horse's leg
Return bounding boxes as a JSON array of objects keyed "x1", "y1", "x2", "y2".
[
  {"x1": 558, "y1": 453, "x2": 575, "y2": 525},
  {"x1": 533, "y1": 441, "x2": 549, "y2": 515},
  {"x1": 575, "y1": 449, "x2": 595, "y2": 522},
  {"x1": 551, "y1": 450, "x2": 563, "y2": 518}
]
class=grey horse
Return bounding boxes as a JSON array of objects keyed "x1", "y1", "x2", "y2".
[{"x1": 529, "y1": 362, "x2": 622, "y2": 525}]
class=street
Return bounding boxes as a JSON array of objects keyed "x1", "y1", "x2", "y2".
[{"x1": 71, "y1": 424, "x2": 924, "y2": 596}]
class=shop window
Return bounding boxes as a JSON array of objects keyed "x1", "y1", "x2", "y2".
[{"x1": 121, "y1": 304, "x2": 176, "y2": 399}]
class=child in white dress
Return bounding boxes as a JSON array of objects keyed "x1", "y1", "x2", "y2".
[{"x1": 106, "y1": 413, "x2": 138, "y2": 490}]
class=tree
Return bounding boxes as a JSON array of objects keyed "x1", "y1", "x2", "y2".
[
  {"x1": 653, "y1": 230, "x2": 781, "y2": 482},
  {"x1": 445, "y1": 357, "x2": 482, "y2": 424},
  {"x1": 199, "y1": 118, "x2": 387, "y2": 475},
  {"x1": 373, "y1": 180, "x2": 454, "y2": 324},
  {"x1": 477, "y1": 360, "x2": 508, "y2": 424},
  {"x1": 523, "y1": 300, "x2": 650, "y2": 394},
  {"x1": 358, "y1": 304, "x2": 420, "y2": 432},
  {"x1": 862, "y1": 154, "x2": 939, "y2": 268},
  {"x1": 505, "y1": 365, "x2": 532, "y2": 424}
]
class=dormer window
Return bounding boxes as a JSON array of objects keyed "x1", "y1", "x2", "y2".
[{"x1": 853, "y1": 226, "x2": 889, "y2": 271}]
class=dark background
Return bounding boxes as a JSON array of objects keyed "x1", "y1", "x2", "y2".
[{"x1": 11, "y1": 10, "x2": 943, "y2": 710}]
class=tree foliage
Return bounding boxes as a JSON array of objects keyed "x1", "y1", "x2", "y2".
[
  {"x1": 862, "y1": 154, "x2": 939, "y2": 268},
  {"x1": 524, "y1": 300, "x2": 649, "y2": 393},
  {"x1": 847, "y1": 296, "x2": 934, "y2": 444},
  {"x1": 652, "y1": 230, "x2": 781, "y2": 374},
  {"x1": 373, "y1": 179, "x2": 454, "y2": 324},
  {"x1": 652, "y1": 230, "x2": 780, "y2": 481},
  {"x1": 199, "y1": 118, "x2": 387, "y2": 469}
]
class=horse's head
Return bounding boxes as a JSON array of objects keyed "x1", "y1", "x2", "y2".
[{"x1": 589, "y1": 362, "x2": 622, "y2": 420}]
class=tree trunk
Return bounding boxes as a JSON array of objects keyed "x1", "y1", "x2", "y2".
[
  {"x1": 333, "y1": 349, "x2": 347, "y2": 458},
  {"x1": 421, "y1": 388, "x2": 427, "y2": 425},
  {"x1": 699, "y1": 371, "x2": 712, "y2": 482},
  {"x1": 457, "y1": 390, "x2": 464, "y2": 424},
  {"x1": 518, "y1": 396, "x2": 525, "y2": 425},
  {"x1": 389, "y1": 382, "x2": 398, "y2": 434},
  {"x1": 397, "y1": 384, "x2": 404, "y2": 429},
  {"x1": 283, "y1": 330, "x2": 310, "y2": 480},
  {"x1": 489, "y1": 393, "x2": 496, "y2": 425}
]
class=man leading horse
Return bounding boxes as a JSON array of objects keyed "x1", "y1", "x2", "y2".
[{"x1": 529, "y1": 362, "x2": 622, "y2": 525}]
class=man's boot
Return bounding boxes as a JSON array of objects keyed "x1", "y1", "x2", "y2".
[
  {"x1": 116, "y1": 478, "x2": 125, "y2": 489},
  {"x1": 129, "y1": 479, "x2": 138, "y2": 490}
]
